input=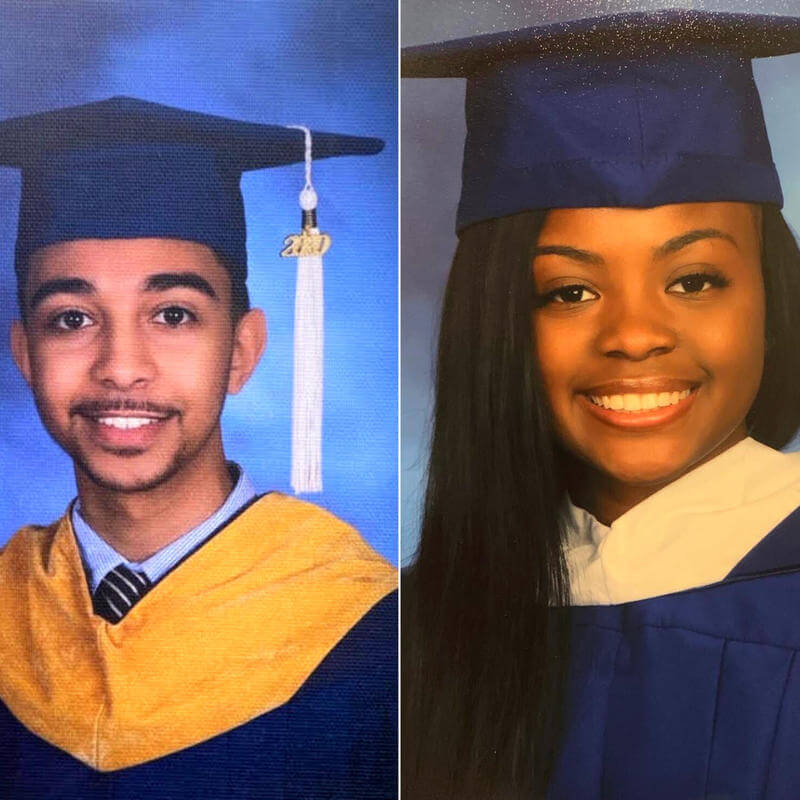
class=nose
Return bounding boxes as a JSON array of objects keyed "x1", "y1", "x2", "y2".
[
  {"x1": 90, "y1": 320, "x2": 156, "y2": 390},
  {"x1": 594, "y1": 292, "x2": 678, "y2": 361}
]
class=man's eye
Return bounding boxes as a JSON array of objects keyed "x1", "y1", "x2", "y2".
[
  {"x1": 542, "y1": 285, "x2": 598, "y2": 305},
  {"x1": 666, "y1": 272, "x2": 729, "y2": 295},
  {"x1": 153, "y1": 307, "x2": 196, "y2": 327},
  {"x1": 53, "y1": 310, "x2": 93, "y2": 331}
]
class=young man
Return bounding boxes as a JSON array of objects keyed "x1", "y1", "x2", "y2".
[{"x1": 0, "y1": 97, "x2": 397, "y2": 798}]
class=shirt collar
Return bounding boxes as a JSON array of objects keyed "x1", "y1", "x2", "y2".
[
  {"x1": 564, "y1": 438, "x2": 800, "y2": 605},
  {"x1": 72, "y1": 464, "x2": 257, "y2": 593}
]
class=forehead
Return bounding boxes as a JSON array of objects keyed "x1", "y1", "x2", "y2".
[
  {"x1": 25, "y1": 238, "x2": 232, "y2": 293},
  {"x1": 537, "y1": 202, "x2": 760, "y2": 248}
]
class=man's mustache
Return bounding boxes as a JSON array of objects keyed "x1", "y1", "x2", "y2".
[{"x1": 70, "y1": 399, "x2": 179, "y2": 416}]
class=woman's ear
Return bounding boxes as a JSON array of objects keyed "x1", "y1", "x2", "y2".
[
  {"x1": 227, "y1": 308, "x2": 267, "y2": 395},
  {"x1": 10, "y1": 320, "x2": 32, "y2": 386}
]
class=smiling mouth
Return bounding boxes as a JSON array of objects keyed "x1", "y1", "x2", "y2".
[
  {"x1": 578, "y1": 382, "x2": 699, "y2": 430},
  {"x1": 71, "y1": 400, "x2": 178, "y2": 449},
  {"x1": 72, "y1": 399, "x2": 178, "y2": 421},
  {"x1": 587, "y1": 389, "x2": 693, "y2": 413},
  {"x1": 76, "y1": 410, "x2": 177, "y2": 453},
  {"x1": 94, "y1": 416, "x2": 169, "y2": 430}
]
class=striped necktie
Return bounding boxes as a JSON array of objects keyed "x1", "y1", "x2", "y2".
[{"x1": 93, "y1": 564, "x2": 152, "y2": 623}]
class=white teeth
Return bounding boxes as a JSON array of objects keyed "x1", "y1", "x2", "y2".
[
  {"x1": 623, "y1": 394, "x2": 641, "y2": 411},
  {"x1": 641, "y1": 393, "x2": 658, "y2": 410},
  {"x1": 588, "y1": 389, "x2": 691, "y2": 413},
  {"x1": 97, "y1": 416, "x2": 159, "y2": 430}
]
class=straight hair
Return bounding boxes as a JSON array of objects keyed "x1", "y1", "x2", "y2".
[{"x1": 403, "y1": 204, "x2": 800, "y2": 799}]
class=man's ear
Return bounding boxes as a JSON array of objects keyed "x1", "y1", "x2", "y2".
[
  {"x1": 227, "y1": 308, "x2": 267, "y2": 395},
  {"x1": 10, "y1": 320, "x2": 32, "y2": 386}
]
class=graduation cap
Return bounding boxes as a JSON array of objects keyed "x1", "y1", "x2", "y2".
[
  {"x1": 0, "y1": 96, "x2": 385, "y2": 493},
  {"x1": 402, "y1": 10, "x2": 800, "y2": 231}
]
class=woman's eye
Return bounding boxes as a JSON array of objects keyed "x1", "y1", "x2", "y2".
[
  {"x1": 52, "y1": 310, "x2": 93, "y2": 331},
  {"x1": 153, "y1": 306, "x2": 196, "y2": 327},
  {"x1": 667, "y1": 272, "x2": 728, "y2": 295},
  {"x1": 542, "y1": 285, "x2": 598, "y2": 305}
]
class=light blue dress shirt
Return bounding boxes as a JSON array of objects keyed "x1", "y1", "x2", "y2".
[{"x1": 72, "y1": 464, "x2": 258, "y2": 593}]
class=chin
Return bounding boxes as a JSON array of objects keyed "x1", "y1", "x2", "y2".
[
  {"x1": 587, "y1": 439, "x2": 706, "y2": 488},
  {"x1": 74, "y1": 450, "x2": 187, "y2": 494},
  {"x1": 601, "y1": 459, "x2": 689, "y2": 487}
]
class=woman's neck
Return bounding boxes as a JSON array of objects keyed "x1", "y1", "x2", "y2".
[
  {"x1": 566, "y1": 428, "x2": 749, "y2": 526},
  {"x1": 569, "y1": 473, "x2": 667, "y2": 527}
]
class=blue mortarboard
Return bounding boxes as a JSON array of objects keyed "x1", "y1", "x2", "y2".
[
  {"x1": 0, "y1": 96, "x2": 385, "y2": 495},
  {"x1": 0, "y1": 95, "x2": 383, "y2": 281},
  {"x1": 402, "y1": 10, "x2": 800, "y2": 231}
]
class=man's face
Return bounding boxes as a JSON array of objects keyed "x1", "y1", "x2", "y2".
[{"x1": 12, "y1": 238, "x2": 262, "y2": 492}]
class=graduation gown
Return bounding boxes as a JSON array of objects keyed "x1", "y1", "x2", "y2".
[
  {"x1": 0, "y1": 493, "x2": 397, "y2": 799},
  {"x1": 550, "y1": 440, "x2": 800, "y2": 799}
]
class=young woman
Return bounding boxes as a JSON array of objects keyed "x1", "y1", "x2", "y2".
[{"x1": 402, "y1": 11, "x2": 800, "y2": 799}]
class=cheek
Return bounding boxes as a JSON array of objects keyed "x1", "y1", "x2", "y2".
[
  {"x1": 695, "y1": 289, "x2": 765, "y2": 400},
  {"x1": 533, "y1": 313, "x2": 589, "y2": 407},
  {"x1": 29, "y1": 345, "x2": 86, "y2": 409},
  {"x1": 159, "y1": 336, "x2": 232, "y2": 398}
]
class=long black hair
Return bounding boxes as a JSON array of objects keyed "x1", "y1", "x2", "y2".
[{"x1": 402, "y1": 204, "x2": 800, "y2": 799}]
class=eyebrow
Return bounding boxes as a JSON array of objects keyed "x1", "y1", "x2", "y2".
[
  {"x1": 654, "y1": 228, "x2": 739, "y2": 258},
  {"x1": 531, "y1": 227, "x2": 740, "y2": 268},
  {"x1": 29, "y1": 277, "x2": 95, "y2": 310},
  {"x1": 28, "y1": 271, "x2": 219, "y2": 312},
  {"x1": 531, "y1": 245, "x2": 604, "y2": 265},
  {"x1": 143, "y1": 272, "x2": 218, "y2": 300}
]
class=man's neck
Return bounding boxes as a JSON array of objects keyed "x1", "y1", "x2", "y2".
[{"x1": 75, "y1": 451, "x2": 234, "y2": 563}]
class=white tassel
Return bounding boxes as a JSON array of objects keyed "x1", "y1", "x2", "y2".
[
  {"x1": 284, "y1": 126, "x2": 327, "y2": 494},
  {"x1": 291, "y1": 245, "x2": 323, "y2": 493}
]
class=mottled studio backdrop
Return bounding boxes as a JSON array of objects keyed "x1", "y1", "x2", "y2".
[
  {"x1": 0, "y1": 0, "x2": 397, "y2": 562},
  {"x1": 402, "y1": 0, "x2": 800, "y2": 564}
]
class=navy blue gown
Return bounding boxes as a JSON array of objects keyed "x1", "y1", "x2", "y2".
[
  {"x1": 549, "y1": 508, "x2": 800, "y2": 799},
  {"x1": 0, "y1": 591, "x2": 397, "y2": 800}
]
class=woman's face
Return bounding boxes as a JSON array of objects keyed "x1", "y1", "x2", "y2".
[{"x1": 533, "y1": 202, "x2": 764, "y2": 489}]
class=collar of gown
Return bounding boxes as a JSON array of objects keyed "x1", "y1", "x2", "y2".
[{"x1": 564, "y1": 437, "x2": 800, "y2": 606}]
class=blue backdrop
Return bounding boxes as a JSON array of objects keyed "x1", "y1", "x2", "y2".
[{"x1": 0, "y1": 0, "x2": 397, "y2": 563}]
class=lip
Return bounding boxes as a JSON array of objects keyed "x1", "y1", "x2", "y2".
[
  {"x1": 79, "y1": 412, "x2": 176, "y2": 451},
  {"x1": 577, "y1": 384, "x2": 699, "y2": 430}
]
